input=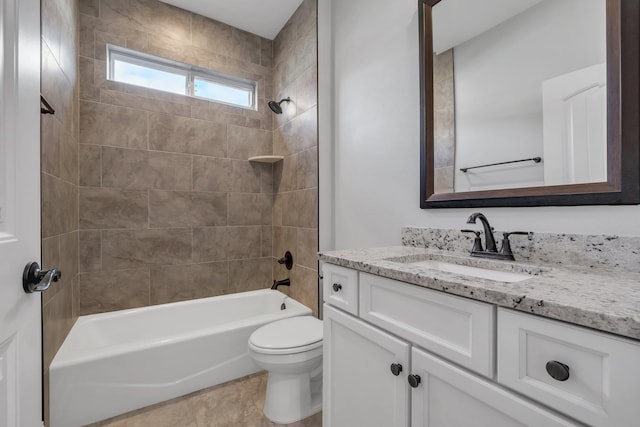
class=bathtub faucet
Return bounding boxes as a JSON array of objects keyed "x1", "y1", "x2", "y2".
[{"x1": 271, "y1": 278, "x2": 291, "y2": 290}]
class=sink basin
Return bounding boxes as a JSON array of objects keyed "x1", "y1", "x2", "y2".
[{"x1": 383, "y1": 254, "x2": 542, "y2": 283}]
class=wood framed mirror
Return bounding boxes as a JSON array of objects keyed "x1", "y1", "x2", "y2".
[{"x1": 419, "y1": 0, "x2": 640, "y2": 208}]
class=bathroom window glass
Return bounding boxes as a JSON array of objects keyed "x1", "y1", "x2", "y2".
[{"x1": 107, "y1": 45, "x2": 257, "y2": 109}]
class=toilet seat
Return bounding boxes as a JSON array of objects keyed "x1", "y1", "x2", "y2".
[{"x1": 249, "y1": 316, "x2": 323, "y2": 355}]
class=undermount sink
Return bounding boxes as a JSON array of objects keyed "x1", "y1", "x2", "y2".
[{"x1": 383, "y1": 254, "x2": 542, "y2": 283}]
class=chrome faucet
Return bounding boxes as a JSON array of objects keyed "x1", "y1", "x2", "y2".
[
  {"x1": 463, "y1": 212, "x2": 532, "y2": 261},
  {"x1": 466, "y1": 212, "x2": 497, "y2": 252}
]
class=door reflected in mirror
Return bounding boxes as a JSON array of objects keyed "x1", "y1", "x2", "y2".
[{"x1": 431, "y1": 0, "x2": 607, "y2": 194}]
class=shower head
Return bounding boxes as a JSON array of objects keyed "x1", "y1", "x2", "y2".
[{"x1": 267, "y1": 97, "x2": 291, "y2": 114}]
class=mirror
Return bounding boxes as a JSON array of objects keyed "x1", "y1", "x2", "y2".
[{"x1": 419, "y1": 0, "x2": 640, "y2": 208}]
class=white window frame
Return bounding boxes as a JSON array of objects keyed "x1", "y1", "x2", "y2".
[{"x1": 107, "y1": 44, "x2": 257, "y2": 110}]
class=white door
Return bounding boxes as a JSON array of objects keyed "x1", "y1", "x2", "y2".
[
  {"x1": 542, "y1": 63, "x2": 607, "y2": 186},
  {"x1": 0, "y1": 0, "x2": 42, "y2": 425},
  {"x1": 323, "y1": 305, "x2": 410, "y2": 427},
  {"x1": 410, "y1": 348, "x2": 579, "y2": 427}
]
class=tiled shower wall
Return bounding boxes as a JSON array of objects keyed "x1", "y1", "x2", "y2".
[
  {"x1": 41, "y1": 0, "x2": 80, "y2": 423},
  {"x1": 77, "y1": 0, "x2": 277, "y2": 314},
  {"x1": 272, "y1": 0, "x2": 319, "y2": 314}
]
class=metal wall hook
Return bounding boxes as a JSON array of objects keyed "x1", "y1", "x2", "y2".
[{"x1": 40, "y1": 95, "x2": 55, "y2": 115}]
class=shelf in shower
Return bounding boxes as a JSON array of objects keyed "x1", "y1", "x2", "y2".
[{"x1": 248, "y1": 155, "x2": 284, "y2": 163}]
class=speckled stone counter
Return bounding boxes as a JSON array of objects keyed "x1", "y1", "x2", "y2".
[{"x1": 319, "y1": 229, "x2": 640, "y2": 341}]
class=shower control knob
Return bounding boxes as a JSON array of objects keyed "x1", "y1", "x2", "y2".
[
  {"x1": 408, "y1": 374, "x2": 421, "y2": 388},
  {"x1": 390, "y1": 363, "x2": 403, "y2": 376},
  {"x1": 332, "y1": 283, "x2": 342, "y2": 292},
  {"x1": 546, "y1": 361, "x2": 570, "y2": 381}
]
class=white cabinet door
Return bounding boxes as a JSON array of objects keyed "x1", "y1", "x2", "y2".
[
  {"x1": 0, "y1": 0, "x2": 42, "y2": 426},
  {"x1": 323, "y1": 305, "x2": 410, "y2": 427},
  {"x1": 410, "y1": 348, "x2": 580, "y2": 427}
]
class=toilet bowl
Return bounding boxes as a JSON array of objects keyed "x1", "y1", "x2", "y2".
[{"x1": 248, "y1": 316, "x2": 323, "y2": 424}]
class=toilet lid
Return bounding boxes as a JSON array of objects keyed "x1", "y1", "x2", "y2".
[{"x1": 249, "y1": 316, "x2": 323, "y2": 350}]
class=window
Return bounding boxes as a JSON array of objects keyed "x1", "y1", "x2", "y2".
[{"x1": 107, "y1": 45, "x2": 257, "y2": 109}]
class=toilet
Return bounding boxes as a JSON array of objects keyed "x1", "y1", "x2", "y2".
[{"x1": 248, "y1": 316, "x2": 323, "y2": 424}]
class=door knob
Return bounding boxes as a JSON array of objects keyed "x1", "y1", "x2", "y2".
[
  {"x1": 408, "y1": 374, "x2": 421, "y2": 388},
  {"x1": 545, "y1": 360, "x2": 570, "y2": 382},
  {"x1": 390, "y1": 363, "x2": 403, "y2": 376},
  {"x1": 332, "y1": 283, "x2": 342, "y2": 292},
  {"x1": 23, "y1": 262, "x2": 61, "y2": 293}
]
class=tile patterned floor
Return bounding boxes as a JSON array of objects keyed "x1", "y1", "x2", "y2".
[{"x1": 85, "y1": 372, "x2": 322, "y2": 427}]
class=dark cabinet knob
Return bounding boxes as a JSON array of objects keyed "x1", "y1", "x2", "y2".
[
  {"x1": 390, "y1": 363, "x2": 403, "y2": 376},
  {"x1": 545, "y1": 361, "x2": 570, "y2": 381},
  {"x1": 408, "y1": 374, "x2": 421, "y2": 388},
  {"x1": 332, "y1": 283, "x2": 342, "y2": 292}
]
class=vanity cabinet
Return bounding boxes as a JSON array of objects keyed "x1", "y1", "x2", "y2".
[{"x1": 322, "y1": 264, "x2": 640, "y2": 427}]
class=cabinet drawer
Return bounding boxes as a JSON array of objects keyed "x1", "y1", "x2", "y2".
[
  {"x1": 359, "y1": 273, "x2": 495, "y2": 377},
  {"x1": 497, "y1": 308, "x2": 640, "y2": 427},
  {"x1": 322, "y1": 263, "x2": 358, "y2": 315}
]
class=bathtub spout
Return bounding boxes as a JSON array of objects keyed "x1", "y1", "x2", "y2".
[{"x1": 271, "y1": 278, "x2": 291, "y2": 290}]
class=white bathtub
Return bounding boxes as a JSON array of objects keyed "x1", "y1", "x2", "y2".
[{"x1": 49, "y1": 289, "x2": 312, "y2": 427}]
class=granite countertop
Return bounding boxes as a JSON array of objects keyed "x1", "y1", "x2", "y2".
[{"x1": 319, "y1": 246, "x2": 640, "y2": 341}]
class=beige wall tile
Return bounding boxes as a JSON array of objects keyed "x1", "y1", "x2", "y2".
[
  {"x1": 59, "y1": 231, "x2": 79, "y2": 288},
  {"x1": 192, "y1": 227, "x2": 226, "y2": 262},
  {"x1": 297, "y1": 147, "x2": 317, "y2": 190},
  {"x1": 79, "y1": 57, "x2": 99, "y2": 101},
  {"x1": 79, "y1": 268, "x2": 150, "y2": 314},
  {"x1": 79, "y1": 144, "x2": 101, "y2": 186},
  {"x1": 150, "y1": 262, "x2": 228, "y2": 304},
  {"x1": 260, "y1": 38, "x2": 273, "y2": 68},
  {"x1": 226, "y1": 226, "x2": 262, "y2": 260},
  {"x1": 42, "y1": 173, "x2": 78, "y2": 238},
  {"x1": 101, "y1": 147, "x2": 191, "y2": 190},
  {"x1": 100, "y1": 0, "x2": 192, "y2": 43},
  {"x1": 79, "y1": 0, "x2": 99, "y2": 17},
  {"x1": 291, "y1": 265, "x2": 319, "y2": 315},
  {"x1": 191, "y1": 14, "x2": 260, "y2": 64},
  {"x1": 296, "y1": 66, "x2": 318, "y2": 115},
  {"x1": 261, "y1": 226, "x2": 273, "y2": 257},
  {"x1": 79, "y1": 230, "x2": 102, "y2": 272},
  {"x1": 274, "y1": 155, "x2": 297, "y2": 192},
  {"x1": 100, "y1": 89, "x2": 191, "y2": 117},
  {"x1": 41, "y1": 114, "x2": 61, "y2": 177},
  {"x1": 43, "y1": 282, "x2": 75, "y2": 368},
  {"x1": 79, "y1": 187, "x2": 149, "y2": 229},
  {"x1": 80, "y1": 101, "x2": 148, "y2": 149},
  {"x1": 228, "y1": 258, "x2": 273, "y2": 293},
  {"x1": 297, "y1": 228, "x2": 318, "y2": 269},
  {"x1": 280, "y1": 192, "x2": 299, "y2": 228},
  {"x1": 59, "y1": 129, "x2": 78, "y2": 185},
  {"x1": 192, "y1": 157, "x2": 232, "y2": 193},
  {"x1": 273, "y1": 227, "x2": 297, "y2": 262},
  {"x1": 102, "y1": 229, "x2": 192, "y2": 269},
  {"x1": 228, "y1": 193, "x2": 273, "y2": 226},
  {"x1": 275, "y1": 107, "x2": 317, "y2": 156},
  {"x1": 94, "y1": 31, "x2": 125, "y2": 60},
  {"x1": 146, "y1": 35, "x2": 224, "y2": 70},
  {"x1": 297, "y1": 188, "x2": 318, "y2": 229},
  {"x1": 41, "y1": 236, "x2": 61, "y2": 305},
  {"x1": 227, "y1": 125, "x2": 272, "y2": 159},
  {"x1": 192, "y1": 226, "x2": 262, "y2": 262},
  {"x1": 149, "y1": 190, "x2": 227, "y2": 228},
  {"x1": 148, "y1": 113, "x2": 227, "y2": 157},
  {"x1": 193, "y1": 158, "x2": 264, "y2": 193}
]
